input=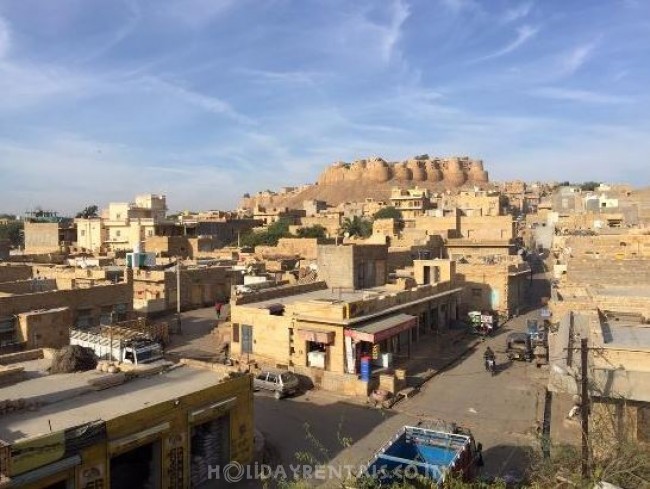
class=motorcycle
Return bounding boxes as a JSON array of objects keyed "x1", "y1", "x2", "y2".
[{"x1": 485, "y1": 358, "x2": 496, "y2": 376}]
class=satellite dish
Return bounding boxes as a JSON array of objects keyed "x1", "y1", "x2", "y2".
[{"x1": 344, "y1": 232, "x2": 350, "y2": 238}]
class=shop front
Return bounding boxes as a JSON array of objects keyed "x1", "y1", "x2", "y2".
[
  {"x1": 296, "y1": 328, "x2": 336, "y2": 370},
  {"x1": 343, "y1": 314, "x2": 417, "y2": 375}
]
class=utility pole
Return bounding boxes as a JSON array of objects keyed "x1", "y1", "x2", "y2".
[
  {"x1": 580, "y1": 337, "x2": 589, "y2": 481},
  {"x1": 176, "y1": 257, "x2": 182, "y2": 335}
]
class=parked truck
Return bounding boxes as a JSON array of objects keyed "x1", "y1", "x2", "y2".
[
  {"x1": 69, "y1": 328, "x2": 163, "y2": 365},
  {"x1": 362, "y1": 424, "x2": 481, "y2": 486}
]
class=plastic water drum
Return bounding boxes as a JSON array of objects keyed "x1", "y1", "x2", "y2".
[{"x1": 360, "y1": 356, "x2": 371, "y2": 382}]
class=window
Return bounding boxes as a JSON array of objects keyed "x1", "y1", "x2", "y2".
[
  {"x1": 471, "y1": 288, "x2": 482, "y2": 298},
  {"x1": 241, "y1": 325, "x2": 253, "y2": 353},
  {"x1": 266, "y1": 373, "x2": 278, "y2": 384},
  {"x1": 148, "y1": 230, "x2": 154, "y2": 237},
  {"x1": 639, "y1": 406, "x2": 650, "y2": 442},
  {"x1": 80, "y1": 230, "x2": 86, "y2": 237},
  {"x1": 116, "y1": 230, "x2": 121, "y2": 237},
  {"x1": 256, "y1": 373, "x2": 267, "y2": 381},
  {"x1": 232, "y1": 324, "x2": 240, "y2": 343}
]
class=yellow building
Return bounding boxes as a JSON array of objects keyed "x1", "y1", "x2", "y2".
[
  {"x1": 76, "y1": 194, "x2": 167, "y2": 253},
  {"x1": 230, "y1": 254, "x2": 461, "y2": 396},
  {"x1": 0, "y1": 358, "x2": 254, "y2": 488},
  {"x1": 389, "y1": 187, "x2": 432, "y2": 220}
]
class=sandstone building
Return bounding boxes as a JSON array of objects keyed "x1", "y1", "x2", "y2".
[{"x1": 0, "y1": 354, "x2": 253, "y2": 488}]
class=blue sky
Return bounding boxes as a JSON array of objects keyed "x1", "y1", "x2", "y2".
[{"x1": 0, "y1": 0, "x2": 648, "y2": 214}]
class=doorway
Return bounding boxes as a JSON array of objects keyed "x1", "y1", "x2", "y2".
[{"x1": 110, "y1": 440, "x2": 161, "y2": 489}]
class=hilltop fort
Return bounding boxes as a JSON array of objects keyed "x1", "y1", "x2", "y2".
[{"x1": 241, "y1": 154, "x2": 490, "y2": 209}]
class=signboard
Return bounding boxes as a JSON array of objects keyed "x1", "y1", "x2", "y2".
[{"x1": 11, "y1": 432, "x2": 65, "y2": 476}]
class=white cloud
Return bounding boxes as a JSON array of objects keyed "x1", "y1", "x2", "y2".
[
  {"x1": 0, "y1": 61, "x2": 105, "y2": 110},
  {"x1": 440, "y1": 0, "x2": 479, "y2": 13},
  {"x1": 559, "y1": 41, "x2": 598, "y2": 75},
  {"x1": 0, "y1": 16, "x2": 11, "y2": 59},
  {"x1": 472, "y1": 24, "x2": 539, "y2": 62},
  {"x1": 234, "y1": 68, "x2": 323, "y2": 86},
  {"x1": 138, "y1": 76, "x2": 255, "y2": 125},
  {"x1": 76, "y1": 0, "x2": 141, "y2": 63},
  {"x1": 159, "y1": 0, "x2": 237, "y2": 28},
  {"x1": 531, "y1": 87, "x2": 632, "y2": 104},
  {"x1": 502, "y1": 2, "x2": 534, "y2": 23},
  {"x1": 335, "y1": 0, "x2": 411, "y2": 66},
  {"x1": 0, "y1": 133, "x2": 241, "y2": 214},
  {"x1": 381, "y1": 0, "x2": 411, "y2": 63}
]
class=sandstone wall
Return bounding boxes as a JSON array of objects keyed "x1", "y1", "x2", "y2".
[{"x1": 317, "y1": 156, "x2": 488, "y2": 185}]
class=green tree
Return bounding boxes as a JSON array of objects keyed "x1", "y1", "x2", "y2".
[
  {"x1": 373, "y1": 206, "x2": 402, "y2": 220},
  {"x1": 296, "y1": 225, "x2": 327, "y2": 242},
  {"x1": 238, "y1": 218, "x2": 292, "y2": 248},
  {"x1": 75, "y1": 205, "x2": 99, "y2": 219},
  {"x1": 341, "y1": 216, "x2": 372, "y2": 238},
  {"x1": 579, "y1": 181, "x2": 600, "y2": 192},
  {"x1": 0, "y1": 221, "x2": 23, "y2": 247}
]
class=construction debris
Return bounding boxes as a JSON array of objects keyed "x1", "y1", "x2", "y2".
[{"x1": 50, "y1": 345, "x2": 98, "y2": 374}]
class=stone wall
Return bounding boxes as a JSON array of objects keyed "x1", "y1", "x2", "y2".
[
  {"x1": 0, "y1": 279, "x2": 58, "y2": 296},
  {"x1": 566, "y1": 259, "x2": 650, "y2": 286},
  {"x1": 0, "y1": 265, "x2": 32, "y2": 283},
  {"x1": 317, "y1": 156, "x2": 488, "y2": 185},
  {"x1": 0, "y1": 282, "x2": 133, "y2": 322},
  {"x1": 16, "y1": 307, "x2": 72, "y2": 349},
  {"x1": 23, "y1": 222, "x2": 63, "y2": 254},
  {"x1": 133, "y1": 266, "x2": 233, "y2": 312}
]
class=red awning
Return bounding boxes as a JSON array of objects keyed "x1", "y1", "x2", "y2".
[{"x1": 344, "y1": 314, "x2": 417, "y2": 343}]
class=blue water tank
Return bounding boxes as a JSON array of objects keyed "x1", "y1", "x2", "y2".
[{"x1": 360, "y1": 356, "x2": 371, "y2": 382}]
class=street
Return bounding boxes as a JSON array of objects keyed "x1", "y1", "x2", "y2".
[
  {"x1": 171, "y1": 271, "x2": 551, "y2": 487},
  {"x1": 253, "y1": 306, "x2": 546, "y2": 484}
]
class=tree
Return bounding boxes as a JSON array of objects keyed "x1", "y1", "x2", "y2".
[
  {"x1": 373, "y1": 206, "x2": 402, "y2": 220},
  {"x1": 580, "y1": 181, "x2": 600, "y2": 192},
  {"x1": 0, "y1": 221, "x2": 23, "y2": 247},
  {"x1": 341, "y1": 216, "x2": 372, "y2": 239},
  {"x1": 237, "y1": 218, "x2": 292, "y2": 248},
  {"x1": 296, "y1": 225, "x2": 327, "y2": 242},
  {"x1": 76, "y1": 205, "x2": 99, "y2": 219}
]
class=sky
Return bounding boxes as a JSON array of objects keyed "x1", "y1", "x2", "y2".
[{"x1": 0, "y1": 0, "x2": 649, "y2": 215}]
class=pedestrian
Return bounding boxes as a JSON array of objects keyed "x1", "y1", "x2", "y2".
[{"x1": 215, "y1": 302, "x2": 222, "y2": 319}]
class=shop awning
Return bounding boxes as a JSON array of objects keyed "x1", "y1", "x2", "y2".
[
  {"x1": 296, "y1": 329, "x2": 335, "y2": 344},
  {"x1": 344, "y1": 314, "x2": 417, "y2": 343}
]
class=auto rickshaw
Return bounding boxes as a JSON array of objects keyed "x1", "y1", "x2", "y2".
[{"x1": 506, "y1": 332, "x2": 533, "y2": 362}]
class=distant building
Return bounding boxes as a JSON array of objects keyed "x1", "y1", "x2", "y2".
[
  {"x1": 0, "y1": 265, "x2": 132, "y2": 352},
  {"x1": 23, "y1": 220, "x2": 76, "y2": 254},
  {"x1": 389, "y1": 187, "x2": 433, "y2": 220},
  {"x1": 76, "y1": 194, "x2": 168, "y2": 253}
]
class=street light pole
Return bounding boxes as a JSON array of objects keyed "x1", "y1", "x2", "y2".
[
  {"x1": 176, "y1": 257, "x2": 182, "y2": 335},
  {"x1": 581, "y1": 338, "x2": 590, "y2": 480}
]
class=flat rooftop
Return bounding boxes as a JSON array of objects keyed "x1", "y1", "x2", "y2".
[
  {"x1": 601, "y1": 322, "x2": 650, "y2": 349},
  {"x1": 0, "y1": 365, "x2": 225, "y2": 444},
  {"x1": 594, "y1": 285, "x2": 650, "y2": 298},
  {"x1": 240, "y1": 285, "x2": 439, "y2": 309},
  {"x1": 242, "y1": 287, "x2": 396, "y2": 309}
]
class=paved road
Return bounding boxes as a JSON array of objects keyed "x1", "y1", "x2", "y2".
[
  {"x1": 252, "y1": 272, "x2": 551, "y2": 485},
  {"x1": 250, "y1": 312, "x2": 547, "y2": 487}
]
